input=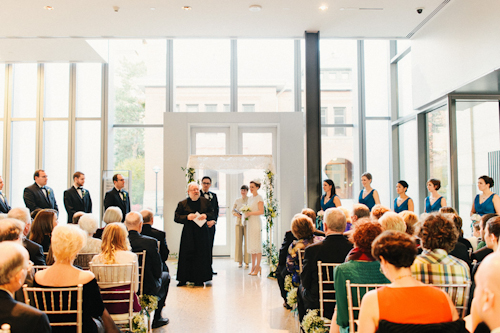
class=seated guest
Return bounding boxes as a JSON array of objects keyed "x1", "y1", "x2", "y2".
[
  {"x1": 30, "y1": 208, "x2": 42, "y2": 221},
  {"x1": 286, "y1": 214, "x2": 323, "y2": 286},
  {"x1": 331, "y1": 221, "x2": 390, "y2": 333},
  {"x1": 72, "y1": 211, "x2": 85, "y2": 224},
  {"x1": 471, "y1": 251, "x2": 500, "y2": 333},
  {"x1": 371, "y1": 204, "x2": 390, "y2": 221},
  {"x1": 302, "y1": 208, "x2": 325, "y2": 236},
  {"x1": 299, "y1": 208, "x2": 353, "y2": 320},
  {"x1": 0, "y1": 242, "x2": 51, "y2": 333},
  {"x1": 33, "y1": 224, "x2": 119, "y2": 333},
  {"x1": 399, "y1": 211, "x2": 418, "y2": 236},
  {"x1": 338, "y1": 206, "x2": 353, "y2": 232},
  {"x1": 358, "y1": 231, "x2": 458, "y2": 332},
  {"x1": 472, "y1": 213, "x2": 497, "y2": 262},
  {"x1": 447, "y1": 213, "x2": 472, "y2": 267},
  {"x1": 78, "y1": 214, "x2": 102, "y2": 253},
  {"x1": 140, "y1": 209, "x2": 170, "y2": 272},
  {"x1": 29, "y1": 209, "x2": 58, "y2": 252},
  {"x1": 277, "y1": 210, "x2": 324, "y2": 309},
  {"x1": 411, "y1": 213, "x2": 470, "y2": 284},
  {"x1": 125, "y1": 212, "x2": 170, "y2": 328},
  {"x1": 345, "y1": 204, "x2": 371, "y2": 238},
  {"x1": 379, "y1": 212, "x2": 406, "y2": 232},
  {"x1": 94, "y1": 206, "x2": 123, "y2": 239},
  {"x1": 7, "y1": 207, "x2": 45, "y2": 265},
  {"x1": 91, "y1": 222, "x2": 141, "y2": 314}
]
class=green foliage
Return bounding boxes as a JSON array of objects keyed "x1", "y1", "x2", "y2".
[
  {"x1": 301, "y1": 309, "x2": 328, "y2": 333},
  {"x1": 263, "y1": 169, "x2": 279, "y2": 278},
  {"x1": 116, "y1": 156, "x2": 145, "y2": 206}
]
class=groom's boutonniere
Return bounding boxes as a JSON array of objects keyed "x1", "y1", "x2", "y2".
[
  {"x1": 47, "y1": 188, "x2": 51, "y2": 196},
  {"x1": 122, "y1": 192, "x2": 127, "y2": 200},
  {"x1": 82, "y1": 189, "x2": 87, "y2": 197},
  {"x1": 204, "y1": 193, "x2": 210, "y2": 200}
]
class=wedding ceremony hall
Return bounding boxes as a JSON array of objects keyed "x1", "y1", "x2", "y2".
[{"x1": 0, "y1": 0, "x2": 499, "y2": 332}]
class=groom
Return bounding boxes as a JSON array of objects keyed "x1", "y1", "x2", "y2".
[{"x1": 200, "y1": 176, "x2": 219, "y2": 275}]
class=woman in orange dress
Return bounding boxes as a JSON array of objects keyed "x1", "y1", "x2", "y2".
[{"x1": 357, "y1": 231, "x2": 458, "y2": 333}]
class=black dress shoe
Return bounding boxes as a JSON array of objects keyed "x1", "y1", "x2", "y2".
[
  {"x1": 152, "y1": 317, "x2": 169, "y2": 328},
  {"x1": 194, "y1": 282, "x2": 204, "y2": 287},
  {"x1": 177, "y1": 281, "x2": 186, "y2": 287},
  {"x1": 212, "y1": 271, "x2": 218, "y2": 275}
]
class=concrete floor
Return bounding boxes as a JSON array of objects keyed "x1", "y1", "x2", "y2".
[{"x1": 153, "y1": 258, "x2": 297, "y2": 333}]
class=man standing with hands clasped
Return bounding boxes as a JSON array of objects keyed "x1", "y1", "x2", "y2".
[
  {"x1": 64, "y1": 171, "x2": 92, "y2": 224},
  {"x1": 174, "y1": 182, "x2": 215, "y2": 286},
  {"x1": 200, "y1": 176, "x2": 219, "y2": 275},
  {"x1": 103, "y1": 174, "x2": 130, "y2": 222}
]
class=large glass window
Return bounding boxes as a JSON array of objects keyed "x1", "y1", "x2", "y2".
[
  {"x1": 398, "y1": 119, "x2": 419, "y2": 213},
  {"x1": 237, "y1": 39, "x2": 294, "y2": 112},
  {"x1": 44, "y1": 64, "x2": 70, "y2": 118},
  {"x1": 174, "y1": 39, "x2": 230, "y2": 112},
  {"x1": 397, "y1": 53, "x2": 413, "y2": 117},
  {"x1": 365, "y1": 41, "x2": 390, "y2": 117},
  {"x1": 457, "y1": 101, "x2": 500, "y2": 232},
  {"x1": 366, "y1": 120, "x2": 391, "y2": 206},
  {"x1": 12, "y1": 64, "x2": 37, "y2": 118},
  {"x1": 11, "y1": 121, "x2": 36, "y2": 208},
  {"x1": 110, "y1": 39, "x2": 166, "y2": 124},
  {"x1": 0, "y1": 65, "x2": 5, "y2": 118},
  {"x1": 76, "y1": 64, "x2": 102, "y2": 118},
  {"x1": 426, "y1": 106, "x2": 450, "y2": 204}
]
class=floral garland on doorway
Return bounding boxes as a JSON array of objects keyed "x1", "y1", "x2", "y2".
[{"x1": 263, "y1": 169, "x2": 279, "y2": 278}]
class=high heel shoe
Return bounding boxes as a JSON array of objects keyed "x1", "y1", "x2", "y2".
[
  {"x1": 248, "y1": 267, "x2": 255, "y2": 275},
  {"x1": 250, "y1": 266, "x2": 261, "y2": 276}
]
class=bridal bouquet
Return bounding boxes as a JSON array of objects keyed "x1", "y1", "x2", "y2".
[{"x1": 240, "y1": 205, "x2": 251, "y2": 222}]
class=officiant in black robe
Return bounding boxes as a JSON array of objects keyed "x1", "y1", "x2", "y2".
[{"x1": 174, "y1": 182, "x2": 216, "y2": 286}]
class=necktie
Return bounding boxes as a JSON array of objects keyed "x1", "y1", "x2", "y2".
[
  {"x1": 41, "y1": 186, "x2": 48, "y2": 197},
  {"x1": 0, "y1": 191, "x2": 4, "y2": 203}
]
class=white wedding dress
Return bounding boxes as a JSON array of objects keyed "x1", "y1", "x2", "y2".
[{"x1": 247, "y1": 194, "x2": 264, "y2": 254}]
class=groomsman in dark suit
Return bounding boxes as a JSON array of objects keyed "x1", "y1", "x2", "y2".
[
  {"x1": 0, "y1": 175, "x2": 11, "y2": 213},
  {"x1": 103, "y1": 173, "x2": 130, "y2": 222},
  {"x1": 64, "y1": 171, "x2": 92, "y2": 224},
  {"x1": 23, "y1": 170, "x2": 58, "y2": 213},
  {"x1": 200, "y1": 176, "x2": 219, "y2": 275}
]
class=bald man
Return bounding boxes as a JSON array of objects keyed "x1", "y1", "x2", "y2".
[
  {"x1": 0, "y1": 242, "x2": 51, "y2": 332},
  {"x1": 472, "y1": 252, "x2": 500, "y2": 332}
]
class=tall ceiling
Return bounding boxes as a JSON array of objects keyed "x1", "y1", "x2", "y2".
[{"x1": 1, "y1": 0, "x2": 450, "y2": 39}]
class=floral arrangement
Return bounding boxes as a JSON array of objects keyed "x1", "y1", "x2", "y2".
[
  {"x1": 181, "y1": 167, "x2": 197, "y2": 184},
  {"x1": 240, "y1": 205, "x2": 251, "y2": 222},
  {"x1": 131, "y1": 294, "x2": 159, "y2": 332},
  {"x1": 286, "y1": 287, "x2": 298, "y2": 308},
  {"x1": 284, "y1": 274, "x2": 294, "y2": 292},
  {"x1": 301, "y1": 309, "x2": 328, "y2": 333},
  {"x1": 263, "y1": 169, "x2": 279, "y2": 278},
  {"x1": 131, "y1": 313, "x2": 147, "y2": 333}
]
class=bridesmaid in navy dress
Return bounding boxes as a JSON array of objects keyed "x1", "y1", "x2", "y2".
[
  {"x1": 471, "y1": 175, "x2": 500, "y2": 216},
  {"x1": 393, "y1": 180, "x2": 414, "y2": 213},
  {"x1": 425, "y1": 178, "x2": 447, "y2": 213},
  {"x1": 320, "y1": 179, "x2": 341, "y2": 213},
  {"x1": 358, "y1": 173, "x2": 380, "y2": 211}
]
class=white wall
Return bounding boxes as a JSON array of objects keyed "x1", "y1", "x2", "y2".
[
  {"x1": 163, "y1": 112, "x2": 304, "y2": 256},
  {"x1": 412, "y1": 0, "x2": 500, "y2": 109}
]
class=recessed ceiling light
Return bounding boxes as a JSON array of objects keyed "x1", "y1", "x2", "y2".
[
  {"x1": 150, "y1": 7, "x2": 156, "y2": 11},
  {"x1": 249, "y1": 5, "x2": 262, "y2": 12},
  {"x1": 182, "y1": 6, "x2": 192, "y2": 11},
  {"x1": 319, "y1": 5, "x2": 328, "y2": 11},
  {"x1": 44, "y1": 6, "x2": 53, "y2": 10}
]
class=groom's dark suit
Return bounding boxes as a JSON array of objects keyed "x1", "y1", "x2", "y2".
[
  {"x1": 23, "y1": 183, "x2": 58, "y2": 213},
  {"x1": 0, "y1": 191, "x2": 11, "y2": 213},
  {"x1": 64, "y1": 186, "x2": 92, "y2": 223},
  {"x1": 103, "y1": 187, "x2": 130, "y2": 222}
]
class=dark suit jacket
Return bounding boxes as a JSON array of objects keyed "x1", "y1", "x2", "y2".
[
  {"x1": 63, "y1": 186, "x2": 92, "y2": 223},
  {"x1": 0, "y1": 193, "x2": 11, "y2": 213},
  {"x1": 450, "y1": 242, "x2": 472, "y2": 268},
  {"x1": 24, "y1": 238, "x2": 46, "y2": 266},
  {"x1": 278, "y1": 231, "x2": 296, "y2": 278},
  {"x1": 141, "y1": 224, "x2": 169, "y2": 272},
  {"x1": 201, "y1": 191, "x2": 219, "y2": 222},
  {"x1": 128, "y1": 230, "x2": 162, "y2": 295},
  {"x1": 471, "y1": 246, "x2": 493, "y2": 263},
  {"x1": 23, "y1": 183, "x2": 58, "y2": 213},
  {"x1": 104, "y1": 188, "x2": 130, "y2": 222},
  {"x1": 0, "y1": 290, "x2": 51, "y2": 333},
  {"x1": 301, "y1": 234, "x2": 353, "y2": 300}
]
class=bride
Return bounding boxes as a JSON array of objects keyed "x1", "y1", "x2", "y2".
[{"x1": 245, "y1": 180, "x2": 265, "y2": 276}]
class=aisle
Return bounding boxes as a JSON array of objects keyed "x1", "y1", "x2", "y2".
[{"x1": 154, "y1": 258, "x2": 297, "y2": 333}]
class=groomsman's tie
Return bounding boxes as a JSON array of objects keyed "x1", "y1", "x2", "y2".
[
  {"x1": 118, "y1": 189, "x2": 124, "y2": 201},
  {"x1": 77, "y1": 186, "x2": 83, "y2": 198},
  {"x1": 0, "y1": 191, "x2": 5, "y2": 203},
  {"x1": 41, "y1": 186, "x2": 48, "y2": 198}
]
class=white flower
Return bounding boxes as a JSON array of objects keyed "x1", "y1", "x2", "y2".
[
  {"x1": 204, "y1": 193, "x2": 209, "y2": 199},
  {"x1": 317, "y1": 211, "x2": 324, "y2": 217},
  {"x1": 287, "y1": 287, "x2": 298, "y2": 307},
  {"x1": 240, "y1": 205, "x2": 251, "y2": 213}
]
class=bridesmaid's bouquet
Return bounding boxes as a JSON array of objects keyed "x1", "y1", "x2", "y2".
[{"x1": 240, "y1": 205, "x2": 251, "y2": 222}]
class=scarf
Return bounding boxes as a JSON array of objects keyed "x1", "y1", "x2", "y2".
[{"x1": 345, "y1": 247, "x2": 376, "y2": 262}]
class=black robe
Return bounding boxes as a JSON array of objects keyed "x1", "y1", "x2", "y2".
[{"x1": 174, "y1": 196, "x2": 214, "y2": 283}]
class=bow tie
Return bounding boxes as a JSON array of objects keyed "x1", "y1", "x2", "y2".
[
  {"x1": 41, "y1": 186, "x2": 47, "y2": 190},
  {"x1": 78, "y1": 187, "x2": 83, "y2": 190}
]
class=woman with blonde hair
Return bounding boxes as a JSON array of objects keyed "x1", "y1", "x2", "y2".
[
  {"x1": 399, "y1": 210, "x2": 419, "y2": 236},
  {"x1": 94, "y1": 206, "x2": 123, "y2": 239}
]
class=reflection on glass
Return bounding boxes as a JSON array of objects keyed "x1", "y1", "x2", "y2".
[
  {"x1": 366, "y1": 120, "x2": 391, "y2": 206},
  {"x1": 238, "y1": 40, "x2": 294, "y2": 112},
  {"x1": 0, "y1": 65, "x2": 5, "y2": 118},
  {"x1": 76, "y1": 64, "x2": 102, "y2": 118},
  {"x1": 365, "y1": 41, "x2": 389, "y2": 117},
  {"x1": 44, "y1": 64, "x2": 70, "y2": 118},
  {"x1": 457, "y1": 101, "x2": 500, "y2": 236},
  {"x1": 426, "y1": 106, "x2": 450, "y2": 203},
  {"x1": 12, "y1": 64, "x2": 37, "y2": 118},
  {"x1": 44, "y1": 121, "x2": 69, "y2": 223},
  {"x1": 76, "y1": 121, "x2": 102, "y2": 219},
  {"x1": 174, "y1": 39, "x2": 230, "y2": 112},
  {"x1": 398, "y1": 120, "x2": 419, "y2": 213},
  {"x1": 11, "y1": 121, "x2": 36, "y2": 208},
  {"x1": 195, "y1": 131, "x2": 227, "y2": 246},
  {"x1": 397, "y1": 53, "x2": 413, "y2": 117}
]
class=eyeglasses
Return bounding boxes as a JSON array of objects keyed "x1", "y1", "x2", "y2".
[
  {"x1": 202, "y1": 182, "x2": 211, "y2": 185},
  {"x1": 117, "y1": 179, "x2": 125, "y2": 182}
]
